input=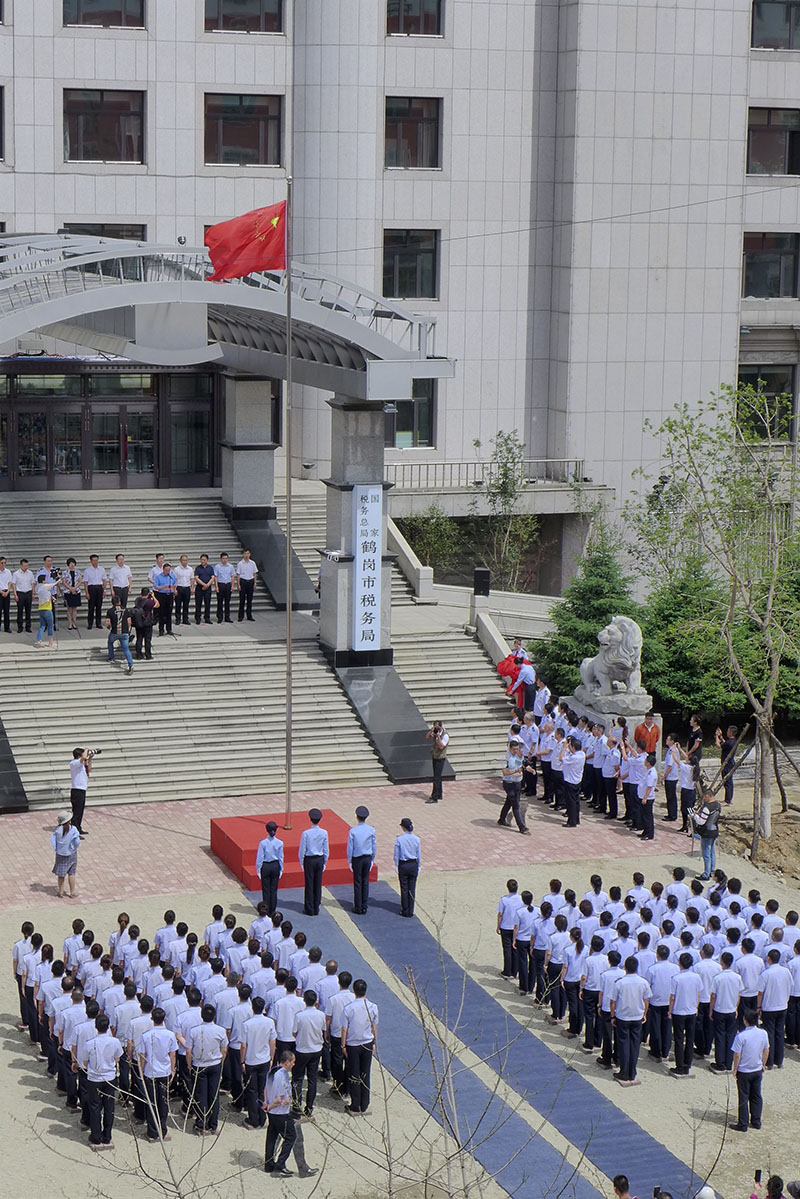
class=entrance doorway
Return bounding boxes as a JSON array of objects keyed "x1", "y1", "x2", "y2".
[{"x1": 14, "y1": 404, "x2": 156, "y2": 490}]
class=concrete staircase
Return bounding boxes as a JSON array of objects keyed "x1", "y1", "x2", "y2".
[
  {"x1": 392, "y1": 628, "x2": 513, "y2": 779},
  {"x1": 274, "y1": 491, "x2": 416, "y2": 606},
  {"x1": 0, "y1": 491, "x2": 276, "y2": 612},
  {"x1": 2, "y1": 637, "x2": 388, "y2": 809}
]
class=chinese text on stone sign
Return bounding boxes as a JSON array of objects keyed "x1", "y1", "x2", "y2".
[{"x1": 352, "y1": 483, "x2": 382, "y2": 651}]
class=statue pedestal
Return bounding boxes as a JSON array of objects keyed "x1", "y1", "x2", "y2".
[{"x1": 562, "y1": 694, "x2": 662, "y2": 765}]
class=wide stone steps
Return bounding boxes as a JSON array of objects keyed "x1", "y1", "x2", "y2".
[
  {"x1": 0, "y1": 492, "x2": 276, "y2": 610},
  {"x1": 392, "y1": 629, "x2": 513, "y2": 778},
  {"x1": 2, "y1": 637, "x2": 387, "y2": 809},
  {"x1": 274, "y1": 493, "x2": 416, "y2": 605}
]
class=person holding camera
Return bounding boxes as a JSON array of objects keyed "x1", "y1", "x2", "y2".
[
  {"x1": 692, "y1": 791, "x2": 722, "y2": 880},
  {"x1": 104, "y1": 593, "x2": 134, "y2": 674},
  {"x1": 425, "y1": 721, "x2": 450, "y2": 803},
  {"x1": 132, "y1": 587, "x2": 158, "y2": 660},
  {"x1": 69, "y1": 747, "x2": 99, "y2": 836}
]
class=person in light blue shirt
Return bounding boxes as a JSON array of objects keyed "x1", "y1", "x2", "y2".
[
  {"x1": 256, "y1": 822, "x2": 284, "y2": 915},
  {"x1": 393, "y1": 817, "x2": 421, "y2": 918},
  {"x1": 213, "y1": 552, "x2": 236, "y2": 623},
  {"x1": 299, "y1": 810, "x2": 329, "y2": 917},
  {"x1": 50, "y1": 812, "x2": 81, "y2": 899},
  {"x1": 152, "y1": 564, "x2": 177, "y2": 636},
  {"x1": 264, "y1": 1051, "x2": 296, "y2": 1176},
  {"x1": 347, "y1": 805, "x2": 376, "y2": 915}
]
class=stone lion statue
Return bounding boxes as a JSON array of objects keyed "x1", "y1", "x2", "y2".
[{"x1": 579, "y1": 616, "x2": 644, "y2": 696}]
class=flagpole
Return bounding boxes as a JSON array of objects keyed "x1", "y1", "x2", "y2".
[{"x1": 283, "y1": 174, "x2": 293, "y2": 831}]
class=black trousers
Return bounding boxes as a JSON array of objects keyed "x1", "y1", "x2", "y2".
[
  {"x1": 551, "y1": 772, "x2": 565, "y2": 809},
  {"x1": 135, "y1": 624, "x2": 153, "y2": 658},
  {"x1": 592, "y1": 767, "x2": 605, "y2": 809},
  {"x1": 564, "y1": 780, "x2": 581, "y2": 826},
  {"x1": 762, "y1": 1008, "x2": 787, "y2": 1068},
  {"x1": 548, "y1": 962, "x2": 566, "y2": 1018},
  {"x1": 25, "y1": 984, "x2": 38, "y2": 1044},
  {"x1": 351, "y1": 854, "x2": 371, "y2": 913},
  {"x1": 713, "y1": 1009, "x2": 737, "y2": 1068},
  {"x1": 680, "y1": 787, "x2": 695, "y2": 830},
  {"x1": 672, "y1": 1012, "x2": 696, "y2": 1073},
  {"x1": 260, "y1": 861, "x2": 281, "y2": 914},
  {"x1": 238, "y1": 579, "x2": 255, "y2": 620},
  {"x1": 648, "y1": 1003, "x2": 671, "y2": 1059},
  {"x1": 499, "y1": 779, "x2": 526, "y2": 831},
  {"x1": 192, "y1": 1062, "x2": 222, "y2": 1131},
  {"x1": 345, "y1": 1041, "x2": 373, "y2": 1112},
  {"x1": 565, "y1": 980, "x2": 583, "y2": 1033},
  {"x1": 500, "y1": 927, "x2": 516, "y2": 977},
  {"x1": 541, "y1": 760, "x2": 553, "y2": 802},
  {"x1": 516, "y1": 939, "x2": 531, "y2": 993},
  {"x1": 641, "y1": 801, "x2": 655, "y2": 839},
  {"x1": 303, "y1": 855, "x2": 324, "y2": 915},
  {"x1": 195, "y1": 586, "x2": 212, "y2": 622},
  {"x1": 522, "y1": 758, "x2": 537, "y2": 796},
  {"x1": 216, "y1": 582, "x2": 232, "y2": 621},
  {"x1": 398, "y1": 860, "x2": 419, "y2": 917},
  {"x1": 739, "y1": 994, "x2": 758, "y2": 1029},
  {"x1": 616, "y1": 1018, "x2": 643, "y2": 1081},
  {"x1": 157, "y1": 593, "x2": 173, "y2": 634},
  {"x1": 582, "y1": 988, "x2": 601, "y2": 1048},
  {"x1": 664, "y1": 779, "x2": 678, "y2": 820},
  {"x1": 175, "y1": 586, "x2": 191, "y2": 624},
  {"x1": 736, "y1": 1069, "x2": 763, "y2": 1129},
  {"x1": 787, "y1": 995, "x2": 800, "y2": 1047},
  {"x1": 245, "y1": 1062, "x2": 268, "y2": 1127},
  {"x1": 292, "y1": 1049, "x2": 321, "y2": 1115},
  {"x1": 112, "y1": 586, "x2": 129, "y2": 609},
  {"x1": 695, "y1": 1001, "x2": 712, "y2": 1055},
  {"x1": 598, "y1": 1009, "x2": 616, "y2": 1065},
  {"x1": 330, "y1": 1039, "x2": 346, "y2": 1096},
  {"x1": 70, "y1": 787, "x2": 87, "y2": 832},
  {"x1": 531, "y1": 948, "x2": 547, "y2": 1001},
  {"x1": 16, "y1": 590, "x2": 32, "y2": 631},
  {"x1": 431, "y1": 756, "x2": 445, "y2": 799},
  {"x1": 87, "y1": 585, "x2": 104, "y2": 628},
  {"x1": 0, "y1": 593, "x2": 10, "y2": 631},
  {"x1": 144, "y1": 1074, "x2": 170, "y2": 1138},
  {"x1": 87, "y1": 1078, "x2": 116, "y2": 1145},
  {"x1": 604, "y1": 775, "x2": 618, "y2": 819},
  {"x1": 265, "y1": 1111, "x2": 296, "y2": 1170},
  {"x1": 523, "y1": 683, "x2": 537, "y2": 711}
]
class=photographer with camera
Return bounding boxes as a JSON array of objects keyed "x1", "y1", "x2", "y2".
[
  {"x1": 69, "y1": 747, "x2": 101, "y2": 837},
  {"x1": 425, "y1": 720, "x2": 450, "y2": 804},
  {"x1": 132, "y1": 587, "x2": 159, "y2": 661}
]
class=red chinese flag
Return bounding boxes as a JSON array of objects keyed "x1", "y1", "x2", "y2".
[{"x1": 204, "y1": 201, "x2": 287, "y2": 281}]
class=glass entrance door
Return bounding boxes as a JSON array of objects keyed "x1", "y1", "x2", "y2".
[
  {"x1": 88, "y1": 404, "x2": 156, "y2": 488},
  {"x1": 16, "y1": 407, "x2": 84, "y2": 490}
]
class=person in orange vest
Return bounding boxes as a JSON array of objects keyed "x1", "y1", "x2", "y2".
[{"x1": 633, "y1": 711, "x2": 660, "y2": 755}]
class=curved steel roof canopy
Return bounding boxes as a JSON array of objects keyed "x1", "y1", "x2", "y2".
[{"x1": 0, "y1": 234, "x2": 454, "y2": 398}]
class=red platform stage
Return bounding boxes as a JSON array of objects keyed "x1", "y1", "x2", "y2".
[{"x1": 210, "y1": 809, "x2": 377, "y2": 893}]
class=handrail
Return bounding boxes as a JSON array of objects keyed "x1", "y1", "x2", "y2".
[{"x1": 384, "y1": 458, "x2": 585, "y2": 489}]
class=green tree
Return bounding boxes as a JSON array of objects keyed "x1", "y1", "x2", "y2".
[
  {"x1": 396, "y1": 503, "x2": 462, "y2": 575},
  {"x1": 469, "y1": 431, "x2": 541, "y2": 592},
  {"x1": 536, "y1": 518, "x2": 637, "y2": 696}
]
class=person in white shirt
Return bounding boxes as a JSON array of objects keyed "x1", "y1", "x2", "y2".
[
  {"x1": 600, "y1": 735, "x2": 621, "y2": 820},
  {"x1": 326, "y1": 972, "x2": 354, "y2": 1099},
  {"x1": 138, "y1": 1007, "x2": 177, "y2": 1141},
  {"x1": 241, "y1": 995, "x2": 277, "y2": 1129},
  {"x1": 185, "y1": 1004, "x2": 228, "y2": 1133},
  {"x1": 236, "y1": 549, "x2": 258, "y2": 621},
  {"x1": 609, "y1": 959, "x2": 652, "y2": 1085},
  {"x1": 596, "y1": 951, "x2": 624, "y2": 1068},
  {"x1": 341, "y1": 979, "x2": 379, "y2": 1115},
  {"x1": 645, "y1": 944, "x2": 677, "y2": 1062},
  {"x1": 731, "y1": 1011, "x2": 769, "y2": 1131},
  {"x1": 561, "y1": 736, "x2": 586, "y2": 828},
  {"x1": 536, "y1": 720, "x2": 556, "y2": 803},
  {"x1": 787, "y1": 941, "x2": 800, "y2": 1050},
  {"x1": 11, "y1": 558, "x2": 35, "y2": 633},
  {"x1": 496, "y1": 880, "x2": 525, "y2": 979},
  {"x1": 661, "y1": 733, "x2": 681, "y2": 822},
  {"x1": 637, "y1": 752, "x2": 658, "y2": 841},
  {"x1": 664, "y1": 867, "x2": 692, "y2": 912},
  {"x1": 83, "y1": 555, "x2": 107, "y2": 630},
  {"x1": 669, "y1": 953, "x2": 703, "y2": 1076},
  {"x1": 579, "y1": 935, "x2": 609, "y2": 1053},
  {"x1": 758, "y1": 949, "x2": 793, "y2": 1068},
  {"x1": 84, "y1": 1013, "x2": 123, "y2": 1149},
  {"x1": 274, "y1": 979, "x2": 305, "y2": 1059},
  {"x1": 108, "y1": 553, "x2": 133, "y2": 609},
  {"x1": 173, "y1": 554, "x2": 194, "y2": 626},
  {"x1": 291, "y1": 990, "x2": 327, "y2": 1117},
  {"x1": 693, "y1": 943, "x2": 722, "y2": 1059},
  {"x1": 709, "y1": 951, "x2": 743, "y2": 1072},
  {"x1": 0, "y1": 555, "x2": 12, "y2": 633},
  {"x1": 736, "y1": 938, "x2": 764, "y2": 1024}
]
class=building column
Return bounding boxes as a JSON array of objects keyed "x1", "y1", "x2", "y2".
[
  {"x1": 220, "y1": 374, "x2": 277, "y2": 519},
  {"x1": 319, "y1": 396, "x2": 392, "y2": 666}
]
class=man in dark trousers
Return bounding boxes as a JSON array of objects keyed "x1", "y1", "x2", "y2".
[
  {"x1": 194, "y1": 554, "x2": 214, "y2": 624},
  {"x1": 132, "y1": 588, "x2": 158, "y2": 661},
  {"x1": 393, "y1": 818, "x2": 421, "y2": 918},
  {"x1": 730, "y1": 1010, "x2": 769, "y2": 1131},
  {"x1": 299, "y1": 810, "x2": 329, "y2": 917},
  {"x1": 425, "y1": 721, "x2": 450, "y2": 803},
  {"x1": 256, "y1": 822, "x2": 284, "y2": 914},
  {"x1": 347, "y1": 806, "x2": 376, "y2": 914},
  {"x1": 715, "y1": 725, "x2": 738, "y2": 805},
  {"x1": 153, "y1": 562, "x2": 177, "y2": 636},
  {"x1": 104, "y1": 593, "x2": 134, "y2": 674}
]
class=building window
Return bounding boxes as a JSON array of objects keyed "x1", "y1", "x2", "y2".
[
  {"x1": 752, "y1": 1, "x2": 800, "y2": 48},
  {"x1": 747, "y1": 108, "x2": 800, "y2": 174},
  {"x1": 204, "y1": 0, "x2": 282, "y2": 32},
  {"x1": 385, "y1": 97, "x2": 441, "y2": 169},
  {"x1": 387, "y1": 0, "x2": 443, "y2": 35},
  {"x1": 738, "y1": 364, "x2": 795, "y2": 438},
  {"x1": 385, "y1": 379, "x2": 435, "y2": 448},
  {"x1": 742, "y1": 233, "x2": 799, "y2": 297},
  {"x1": 89, "y1": 372, "x2": 155, "y2": 395},
  {"x1": 383, "y1": 229, "x2": 439, "y2": 298},
  {"x1": 63, "y1": 89, "x2": 144, "y2": 162},
  {"x1": 171, "y1": 410, "x2": 210, "y2": 474},
  {"x1": 64, "y1": 222, "x2": 146, "y2": 240},
  {"x1": 63, "y1": 0, "x2": 145, "y2": 27},
  {"x1": 204, "y1": 94, "x2": 282, "y2": 165}
]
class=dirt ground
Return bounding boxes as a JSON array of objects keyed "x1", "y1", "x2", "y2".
[{"x1": 717, "y1": 773, "x2": 800, "y2": 883}]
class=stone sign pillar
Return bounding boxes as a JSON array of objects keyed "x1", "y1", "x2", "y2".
[
  {"x1": 319, "y1": 396, "x2": 392, "y2": 666},
  {"x1": 220, "y1": 374, "x2": 277, "y2": 519}
]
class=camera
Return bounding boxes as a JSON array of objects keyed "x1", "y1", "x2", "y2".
[
  {"x1": 87, "y1": 748, "x2": 102, "y2": 757},
  {"x1": 50, "y1": 566, "x2": 62, "y2": 580}
]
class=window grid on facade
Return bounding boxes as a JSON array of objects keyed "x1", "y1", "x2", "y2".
[
  {"x1": 383, "y1": 229, "x2": 439, "y2": 298},
  {"x1": 63, "y1": 89, "x2": 145, "y2": 163},
  {"x1": 387, "y1": 0, "x2": 443, "y2": 36},
  {"x1": 752, "y1": 0, "x2": 800, "y2": 48},
  {"x1": 204, "y1": 0, "x2": 282, "y2": 33},
  {"x1": 385, "y1": 379, "x2": 436, "y2": 448},
  {"x1": 737, "y1": 364, "x2": 795, "y2": 439},
  {"x1": 63, "y1": 0, "x2": 146, "y2": 27},
  {"x1": 204, "y1": 94, "x2": 282, "y2": 165},
  {"x1": 742, "y1": 232, "x2": 800, "y2": 298},
  {"x1": 385, "y1": 97, "x2": 441, "y2": 168},
  {"x1": 63, "y1": 222, "x2": 146, "y2": 241},
  {"x1": 747, "y1": 108, "x2": 800, "y2": 175}
]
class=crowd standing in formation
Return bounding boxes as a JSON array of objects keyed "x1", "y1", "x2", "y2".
[
  {"x1": 11, "y1": 892, "x2": 380, "y2": 1177},
  {"x1": 497, "y1": 866, "x2": 800, "y2": 1129},
  {"x1": 0, "y1": 549, "x2": 260, "y2": 664}
]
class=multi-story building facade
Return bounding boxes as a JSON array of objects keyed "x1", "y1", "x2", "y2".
[{"x1": 0, "y1": 0, "x2": 793, "y2": 578}]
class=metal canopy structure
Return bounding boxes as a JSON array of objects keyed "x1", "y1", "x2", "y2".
[{"x1": 0, "y1": 234, "x2": 452, "y2": 396}]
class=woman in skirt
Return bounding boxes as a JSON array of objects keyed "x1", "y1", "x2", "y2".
[
  {"x1": 61, "y1": 558, "x2": 83, "y2": 631},
  {"x1": 50, "y1": 810, "x2": 80, "y2": 898}
]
